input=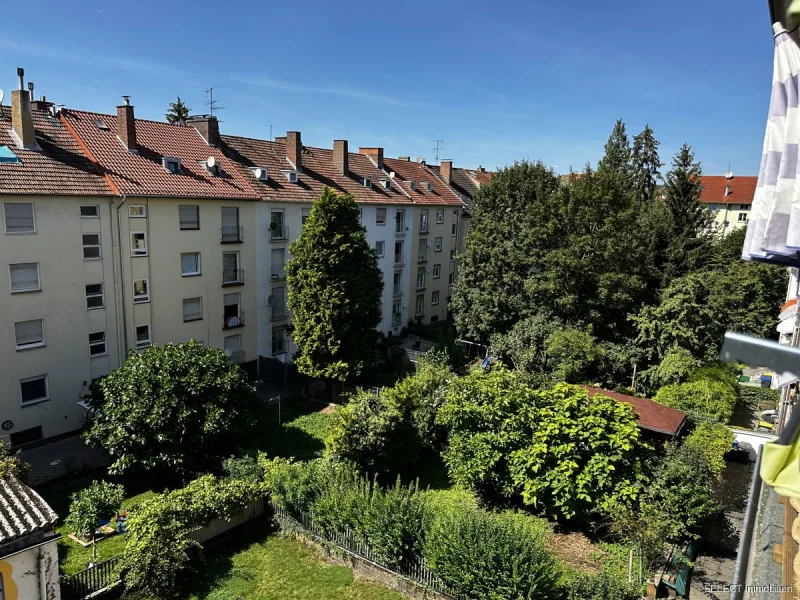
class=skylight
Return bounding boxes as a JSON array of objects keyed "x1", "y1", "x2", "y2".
[
  {"x1": 93, "y1": 119, "x2": 109, "y2": 131},
  {"x1": 0, "y1": 145, "x2": 21, "y2": 164}
]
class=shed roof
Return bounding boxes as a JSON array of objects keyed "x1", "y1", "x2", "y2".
[
  {"x1": 0, "y1": 476, "x2": 58, "y2": 545},
  {"x1": 582, "y1": 386, "x2": 687, "y2": 436}
]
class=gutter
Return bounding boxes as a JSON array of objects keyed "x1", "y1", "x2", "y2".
[{"x1": 730, "y1": 444, "x2": 764, "y2": 600}]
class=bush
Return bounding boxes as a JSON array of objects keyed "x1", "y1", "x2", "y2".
[
  {"x1": 66, "y1": 481, "x2": 125, "y2": 538},
  {"x1": 222, "y1": 455, "x2": 265, "y2": 484},
  {"x1": 0, "y1": 442, "x2": 30, "y2": 482},
  {"x1": 683, "y1": 423, "x2": 735, "y2": 479},
  {"x1": 654, "y1": 371, "x2": 738, "y2": 425},
  {"x1": 423, "y1": 507, "x2": 561, "y2": 600},
  {"x1": 566, "y1": 572, "x2": 639, "y2": 600},
  {"x1": 739, "y1": 386, "x2": 780, "y2": 408},
  {"x1": 260, "y1": 455, "x2": 325, "y2": 516}
]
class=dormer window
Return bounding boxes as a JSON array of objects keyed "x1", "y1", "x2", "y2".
[
  {"x1": 281, "y1": 169, "x2": 298, "y2": 183},
  {"x1": 162, "y1": 157, "x2": 181, "y2": 174},
  {"x1": 423, "y1": 182, "x2": 433, "y2": 192},
  {"x1": 251, "y1": 167, "x2": 269, "y2": 181},
  {"x1": 364, "y1": 177, "x2": 372, "y2": 189},
  {"x1": 408, "y1": 181, "x2": 416, "y2": 192},
  {"x1": 204, "y1": 156, "x2": 220, "y2": 176},
  {"x1": 0, "y1": 146, "x2": 21, "y2": 164},
  {"x1": 380, "y1": 179, "x2": 392, "y2": 190}
]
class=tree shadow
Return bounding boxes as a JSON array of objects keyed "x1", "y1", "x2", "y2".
[{"x1": 246, "y1": 398, "x2": 330, "y2": 461}]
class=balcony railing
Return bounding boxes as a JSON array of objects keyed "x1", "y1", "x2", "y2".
[
  {"x1": 393, "y1": 286, "x2": 403, "y2": 297},
  {"x1": 392, "y1": 314, "x2": 403, "y2": 327},
  {"x1": 222, "y1": 268, "x2": 244, "y2": 286},
  {"x1": 270, "y1": 268, "x2": 286, "y2": 281},
  {"x1": 417, "y1": 254, "x2": 427, "y2": 263},
  {"x1": 394, "y1": 254, "x2": 403, "y2": 265},
  {"x1": 270, "y1": 225, "x2": 289, "y2": 241},
  {"x1": 221, "y1": 225, "x2": 243, "y2": 243},
  {"x1": 416, "y1": 278, "x2": 426, "y2": 291},
  {"x1": 223, "y1": 310, "x2": 245, "y2": 330},
  {"x1": 228, "y1": 350, "x2": 245, "y2": 365},
  {"x1": 271, "y1": 308, "x2": 289, "y2": 322}
]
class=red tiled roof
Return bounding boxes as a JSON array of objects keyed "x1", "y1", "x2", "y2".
[
  {"x1": 699, "y1": 175, "x2": 757, "y2": 205},
  {"x1": 61, "y1": 110, "x2": 261, "y2": 200},
  {"x1": 223, "y1": 135, "x2": 412, "y2": 204},
  {"x1": 468, "y1": 167, "x2": 495, "y2": 186},
  {"x1": 428, "y1": 164, "x2": 483, "y2": 206},
  {"x1": 582, "y1": 386, "x2": 687, "y2": 437},
  {"x1": 382, "y1": 158, "x2": 464, "y2": 206},
  {"x1": 0, "y1": 106, "x2": 111, "y2": 196}
]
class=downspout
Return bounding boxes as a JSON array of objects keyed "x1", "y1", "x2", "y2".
[
  {"x1": 114, "y1": 195, "x2": 129, "y2": 359},
  {"x1": 37, "y1": 545, "x2": 45, "y2": 600}
]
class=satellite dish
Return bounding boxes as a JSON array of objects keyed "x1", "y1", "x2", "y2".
[
  {"x1": 426, "y1": 266, "x2": 432, "y2": 273},
  {"x1": 224, "y1": 348, "x2": 233, "y2": 357},
  {"x1": 267, "y1": 295, "x2": 277, "y2": 307},
  {"x1": 207, "y1": 156, "x2": 216, "y2": 168},
  {"x1": 389, "y1": 172, "x2": 395, "y2": 179},
  {"x1": 426, "y1": 240, "x2": 433, "y2": 248},
  {"x1": 0, "y1": 89, "x2": 5, "y2": 105}
]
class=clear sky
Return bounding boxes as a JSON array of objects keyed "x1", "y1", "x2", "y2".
[{"x1": 0, "y1": 0, "x2": 773, "y2": 176}]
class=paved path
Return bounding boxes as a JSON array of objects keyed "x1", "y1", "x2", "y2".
[{"x1": 21, "y1": 434, "x2": 112, "y2": 485}]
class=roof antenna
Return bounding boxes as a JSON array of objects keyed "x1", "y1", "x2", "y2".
[
  {"x1": 270, "y1": 124, "x2": 273, "y2": 142},
  {"x1": 204, "y1": 86, "x2": 224, "y2": 116},
  {"x1": 432, "y1": 139, "x2": 445, "y2": 161}
]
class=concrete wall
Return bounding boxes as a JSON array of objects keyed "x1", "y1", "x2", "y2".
[
  {"x1": 0, "y1": 538, "x2": 60, "y2": 600},
  {"x1": 189, "y1": 499, "x2": 265, "y2": 544},
  {"x1": 732, "y1": 428, "x2": 777, "y2": 462},
  {"x1": 0, "y1": 197, "x2": 120, "y2": 443}
]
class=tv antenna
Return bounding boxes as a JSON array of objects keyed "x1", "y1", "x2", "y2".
[
  {"x1": 432, "y1": 139, "x2": 445, "y2": 161},
  {"x1": 204, "y1": 86, "x2": 224, "y2": 116}
]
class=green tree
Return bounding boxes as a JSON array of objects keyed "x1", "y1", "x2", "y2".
[
  {"x1": 654, "y1": 369, "x2": 738, "y2": 425},
  {"x1": 598, "y1": 119, "x2": 632, "y2": 178},
  {"x1": 683, "y1": 422, "x2": 735, "y2": 480},
  {"x1": 631, "y1": 124, "x2": 662, "y2": 203},
  {"x1": 545, "y1": 327, "x2": 602, "y2": 383},
  {"x1": 0, "y1": 442, "x2": 30, "y2": 482},
  {"x1": 165, "y1": 96, "x2": 190, "y2": 125},
  {"x1": 66, "y1": 481, "x2": 125, "y2": 558},
  {"x1": 287, "y1": 188, "x2": 382, "y2": 381},
  {"x1": 637, "y1": 347, "x2": 702, "y2": 395},
  {"x1": 84, "y1": 341, "x2": 257, "y2": 475}
]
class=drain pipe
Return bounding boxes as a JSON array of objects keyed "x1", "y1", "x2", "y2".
[
  {"x1": 112, "y1": 195, "x2": 129, "y2": 359},
  {"x1": 730, "y1": 445, "x2": 764, "y2": 600}
]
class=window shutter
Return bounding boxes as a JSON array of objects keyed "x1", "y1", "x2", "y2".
[
  {"x1": 180, "y1": 205, "x2": 199, "y2": 229},
  {"x1": 9, "y1": 263, "x2": 39, "y2": 292},
  {"x1": 183, "y1": 298, "x2": 202, "y2": 320},
  {"x1": 224, "y1": 293, "x2": 239, "y2": 306},
  {"x1": 4, "y1": 203, "x2": 34, "y2": 233},
  {"x1": 181, "y1": 253, "x2": 199, "y2": 274},
  {"x1": 221, "y1": 207, "x2": 238, "y2": 228},
  {"x1": 15, "y1": 320, "x2": 43, "y2": 346}
]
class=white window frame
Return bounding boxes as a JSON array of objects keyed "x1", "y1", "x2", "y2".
[
  {"x1": 183, "y1": 297, "x2": 203, "y2": 322},
  {"x1": 9, "y1": 262, "x2": 40, "y2": 293},
  {"x1": 15, "y1": 319, "x2": 45, "y2": 350},
  {"x1": 4, "y1": 203, "x2": 35, "y2": 234},
  {"x1": 86, "y1": 283, "x2": 105, "y2": 309},
  {"x1": 420, "y1": 209, "x2": 429, "y2": 233},
  {"x1": 434, "y1": 237, "x2": 442, "y2": 252},
  {"x1": 364, "y1": 177, "x2": 372, "y2": 188},
  {"x1": 301, "y1": 208, "x2": 311, "y2": 225},
  {"x1": 394, "y1": 240, "x2": 404, "y2": 264},
  {"x1": 432, "y1": 291, "x2": 440, "y2": 305},
  {"x1": 375, "y1": 240, "x2": 385, "y2": 257},
  {"x1": 129, "y1": 205, "x2": 147, "y2": 218},
  {"x1": 433, "y1": 264, "x2": 441, "y2": 279},
  {"x1": 395, "y1": 209, "x2": 405, "y2": 233},
  {"x1": 131, "y1": 232, "x2": 148, "y2": 256},
  {"x1": 89, "y1": 331, "x2": 107, "y2": 356},
  {"x1": 179, "y1": 205, "x2": 200, "y2": 230},
  {"x1": 738, "y1": 213, "x2": 749, "y2": 222},
  {"x1": 272, "y1": 326, "x2": 286, "y2": 356},
  {"x1": 82, "y1": 233, "x2": 102, "y2": 260},
  {"x1": 393, "y1": 271, "x2": 403, "y2": 296},
  {"x1": 181, "y1": 252, "x2": 201, "y2": 277},
  {"x1": 435, "y1": 209, "x2": 444, "y2": 224},
  {"x1": 135, "y1": 324, "x2": 151, "y2": 349},
  {"x1": 20, "y1": 374, "x2": 49, "y2": 405},
  {"x1": 133, "y1": 279, "x2": 150, "y2": 303},
  {"x1": 80, "y1": 205, "x2": 100, "y2": 218},
  {"x1": 415, "y1": 294, "x2": 424, "y2": 317},
  {"x1": 376, "y1": 208, "x2": 386, "y2": 226}
]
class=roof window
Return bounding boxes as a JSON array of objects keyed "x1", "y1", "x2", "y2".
[
  {"x1": 423, "y1": 181, "x2": 433, "y2": 192},
  {"x1": 380, "y1": 179, "x2": 391, "y2": 190},
  {"x1": 364, "y1": 177, "x2": 372, "y2": 189},
  {"x1": 0, "y1": 146, "x2": 21, "y2": 164},
  {"x1": 408, "y1": 181, "x2": 416, "y2": 192},
  {"x1": 281, "y1": 169, "x2": 298, "y2": 183},
  {"x1": 93, "y1": 119, "x2": 109, "y2": 131},
  {"x1": 162, "y1": 157, "x2": 181, "y2": 174}
]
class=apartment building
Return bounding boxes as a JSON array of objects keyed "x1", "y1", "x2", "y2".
[
  {"x1": 0, "y1": 89, "x2": 118, "y2": 445},
  {"x1": 60, "y1": 104, "x2": 262, "y2": 377},
  {"x1": 699, "y1": 173, "x2": 757, "y2": 235}
]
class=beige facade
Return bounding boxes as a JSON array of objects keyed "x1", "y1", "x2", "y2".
[
  {"x1": 706, "y1": 202, "x2": 751, "y2": 236},
  {"x1": 0, "y1": 536, "x2": 60, "y2": 600},
  {"x1": 0, "y1": 197, "x2": 120, "y2": 444}
]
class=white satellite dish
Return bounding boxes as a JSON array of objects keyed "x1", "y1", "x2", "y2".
[
  {"x1": 426, "y1": 239, "x2": 433, "y2": 248},
  {"x1": 0, "y1": 89, "x2": 5, "y2": 105},
  {"x1": 389, "y1": 172, "x2": 395, "y2": 179},
  {"x1": 224, "y1": 348, "x2": 233, "y2": 357},
  {"x1": 267, "y1": 295, "x2": 277, "y2": 307},
  {"x1": 426, "y1": 266, "x2": 432, "y2": 273},
  {"x1": 207, "y1": 156, "x2": 217, "y2": 169}
]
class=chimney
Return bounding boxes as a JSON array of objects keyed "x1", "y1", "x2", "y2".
[
  {"x1": 117, "y1": 96, "x2": 137, "y2": 152},
  {"x1": 286, "y1": 131, "x2": 302, "y2": 171},
  {"x1": 440, "y1": 160, "x2": 453, "y2": 186},
  {"x1": 274, "y1": 135, "x2": 287, "y2": 143},
  {"x1": 333, "y1": 140, "x2": 349, "y2": 176},
  {"x1": 359, "y1": 147, "x2": 384, "y2": 170},
  {"x1": 31, "y1": 96, "x2": 53, "y2": 112},
  {"x1": 477, "y1": 166, "x2": 486, "y2": 173},
  {"x1": 186, "y1": 115, "x2": 221, "y2": 147},
  {"x1": 10, "y1": 68, "x2": 36, "y2": 149},
  {"x1": 398, "y1": 156, "x2": 411, "y2": 162}
]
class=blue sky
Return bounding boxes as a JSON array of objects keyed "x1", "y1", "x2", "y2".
[{"x1": 0, "y1": 0, "x2": 773, "y2": 175}]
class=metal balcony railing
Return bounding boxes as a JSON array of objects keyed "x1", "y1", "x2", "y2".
[
  {"x1": 417, "y1": 254, "x2": 427, "y2": 263},
  {"x1": 270, "y1": 225, "x2": 289, "y2": 241},
  {"x1": 271, "y1": 308, "x2": 289, "y2": 322},
  {"x1": 223, "y1": 310, "x2": 245, "y2": 330},
  {"x1": 221, "y1": 225, "x2": 243, "y2": 243},
  {"x1": 270, "y1": 268, "x2": 286, "y2": 281},
  {"x1": 393, "y1": 286, "x2": 403, "y2": 297},
  {"x1": 222, "y1": 268, "x2": 244, "y2": 286}
]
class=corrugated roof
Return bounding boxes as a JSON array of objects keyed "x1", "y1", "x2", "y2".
[
  {"x1": 582, "y1": 386, "x2": 687, "y2": 436},
  {"x1": 382, "y1": 158, "x2": 464, "y2": 206},
  {"x1": 61, "y1": 109, "x2": 261, "y2": 200},
  {"x1": 699, "y1": 175, "x2": 757, "y2": 205},
  {"x1": 0, "y1": 107, "x2": 111, "y2": 197},
  {"x1": 0, "y1": 476, "x2": 58, "y2": 544}
]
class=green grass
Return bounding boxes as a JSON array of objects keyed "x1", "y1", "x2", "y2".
[{"x1": 250, "y1": 397, "x2": 334, "y2": 460}]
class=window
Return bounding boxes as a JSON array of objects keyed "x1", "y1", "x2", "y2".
[
  {"x1": 415, "y1": 294, "x2": 424, "y2": 317},
  {"x1": 376, "y1": 208, "x2": 387, "y2": 226},
  {"x1": 418, "y1": 239, "x2": 427, "y2": 262},
  {"x1": 89, "y1": 331, "x2": 107, "y2": 356},
  {"x1": 395, "y1": 209, "x2": 405, "y2": 233},
  {"x1": 272, "y1": 326, "x2": 286, "y2": 355},
  {"x1": 302, "y1": 208, "x2": 311, "y2": 225},
  {"x1": 432, "y1": 291, "x2": 440, "y2": 305},
  {"x1": 129, "y1": 205, "x2": 146, "y2": 218},
  {"x1": 271, "y1": 248, "x2": 286, "y2": 279},
  {"x1": 81, "y1": 205, "x2": 99, "y2": 218},
  {"x1": 416, "y1": 267, "x2": 426, "y2": 290},
  {"x1": 434, "y1": 237, "x2": 442, "y2": 252},
  {"x1": 133, "y1": 279, "x2": 149, "y2": 303},
  {"x1": 450, "y1": 249, "x2": 456, "y2": 260},
  {"x1": 20, "y1": 375, "x2": 48, "y2": 405},
  {"x1": 393, "y1": 271, "x2": 403, "y2": 296},
  {"x1": 394, "y1": 240, "x2": 403, "y2": 264},
  {"x1": 222, "y1": 207, "x2": 240, "y2": 242},
  {"x1": 419, "y1": 209, "x2": 429, "y2": 233},
  {"x1": 392, "y1": 301, "x2": 402, "y2": 315},
  {"x1": 83, "y1": 234, "x2": 101, "y2": 259},
  {"x1": 359, "y1": 208, "x2": 363, "y2": 225},
  {"x1": 9, "y1": 426, "x2": 43, "y2": 446},
  {"x1": 15, "y1": 319, "x2": 44, "y2": 349},
  {"x1": 9, "y1": 263, "x2": 40, "y2": 293},
  {"x1": 364, "y1": 178, "x2": 371, "y2": 188},
  {"x1": 181, "y1": 252, "x2": 201, "y2": 276},
  {"x1": 270, "y1": 211, "x2": 285, "y2": 240},
  {"x1": 131, "y1": 232, "x2": 147, "y2": 256},
  {"x1": 375, "y1": 240, "x2": 385, "y2": 257},
  {"x1": 224, "y1": 334, "x2": 242, "y2": 362},
  {"x1": 135, "y1": 324, "x2": 151, "y2": 349},
  {"x1": 4, "y1": 203, "x2": 35, "y2": 234},
  {"x1": 271, "y1": 286, "x2": 286, "y2": 318},
  {"x1": 451, "y1": 221, "x2": 457, "y2": 235},
  {"x1": 223, "y1": 252, "x2": 241, "y2": 285},
  {"x1": 183, "y1": 297, "x2": 203, "y2": 322},
  {"x1": 224, "y1": 293, "x2": 242, "y2": 327},
  {"x1": 448, "y1": 271, "x2": 455, "y2": 284},
  {"x1": 737, "y1": 204, "x2": 750, "y2": 211},
  {"x1": 163, "y1": 157, "x2": 181, "y2": 173},
  {"x1": 179, "y1": 205, "x2": 199, "y2": 230},
  {"x1": 433, "y1": 264, "x2": 441, "y2": 278},
  {"x1": 738, "y1": 213, "x2": 749, "y2": 222},
  {"x1": 86, "y1": 283, "x2": 104, "y2": 309},
  {"x1": 436, "y1": 209, "x2": 444, "y2": 224}
]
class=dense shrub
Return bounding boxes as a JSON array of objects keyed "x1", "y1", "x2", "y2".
[
  {"x1": 259, "y1": 455, "x2": 325, "y2": 516},
  {"x1": 423, "y1": 507, "x2": 561, "y2": 600},
  {"x1": 566, "y1": 572, "x2": 639, "y2": 600},
  {"x1": 654, "y1": 366, "x2": 739, "y2": 425},
  {"x1": 222, "y1": 454, "x2": 265, "y2": 484},
  {"x1": 683, "y1": 423, "x2": 735, "y2": 479},
  {"x1": 739, "y1": 386, "x2": 780, "y2": 408},
  {"x1": 0, "y1": 442, "x2": 30, "y2": 482}
]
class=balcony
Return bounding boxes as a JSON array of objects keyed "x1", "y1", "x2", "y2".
[
  {"x1": 221, "y1": 225, "x2": 243, "y2": 243},
  {"x1": 394, "y1": 254, "x2": 404, "y2": 266},
  {"x1": 222, "y1": 268, "x2": 244, "y2": 287},
  {"x1": 270, "y1": 268, "x2": 286, "y2": 281},
  {"x1": 393, "y1": 286, "x2": 403, "y2": 297},
  {"x1": 228, "y1": 350, "x2": 245, "y2": 365},
  {"x1": 223, "y1": 310, "x2": 245, "y2": 330},
  {"x1": 392, "y1": 313, "x2": 403, "y2": 327},
  {"x1": 417, "y1": 254, "x2": 427, "y2": 264},
  {"x1": 271, "y1": 308, "x2": 289, "y2": 322},
  {"x1": 270, "y1": 225, "x2": 289, "y2": 241}
]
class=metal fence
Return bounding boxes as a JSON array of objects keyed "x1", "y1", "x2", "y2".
[
  {"x1": 272, "y1": 504, "x2": 453, "y2": 598},
  {"x1": 60, "y1": 555, "x2": 121, "y2": 600}
]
